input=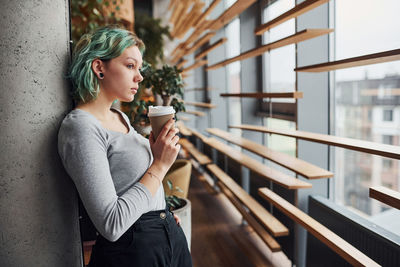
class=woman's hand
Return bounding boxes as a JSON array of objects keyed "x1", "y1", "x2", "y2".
[
  {"x1": 149, "y1": 118, "x2": 180, "y2": 178},
  {"x1": 173, "y1": 214, "x2": 181, "y2": 226}
]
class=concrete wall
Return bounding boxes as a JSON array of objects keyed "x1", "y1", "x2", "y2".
[{"x1": 0, "y1": 1, "x2": 82, "y2": 266}]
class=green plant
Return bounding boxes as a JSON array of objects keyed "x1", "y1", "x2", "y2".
[
  {"x1": 134, "y1": 12, "x2": 171, "y2": 66},
  {"x1": 165, "y1": 180, "x2": 185, "y2": 210},
  {"x1": 70, "y1": 0, "x2": 125, "y2": 44}
]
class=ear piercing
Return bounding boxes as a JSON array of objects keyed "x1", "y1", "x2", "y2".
[{"x1": 99, "y1": 73, "x2": 104, "y2": 79}]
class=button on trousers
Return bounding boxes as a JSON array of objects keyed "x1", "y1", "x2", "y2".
[{"x1": 88, "y1": 207, "x2": 193, "y2": 267}]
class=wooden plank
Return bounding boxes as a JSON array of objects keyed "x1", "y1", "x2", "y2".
[
  {"x1": 179, "y1": 138, "x2": 212, "y2": 165},
  {"x1": 217, "y1": 183, "x2": 284, "y2": 252},
  {"x1": 258, "y1": 187, "x2": 381, "y2": 267},
  {"x1": 220, "y1": 92, "x2": 303, "y2": 99},
  {"x1": 192, "y1": 0, "x2": 222, "y2": 29},
  {"x1": 176, "y1": 121, "x2": 192, "y2": 136},
  {"x1": 177, "y1": 59, "x2": 188, "y2": 69},
  {"x1": 208, "y1": 164, "x2": 289, "y2": 238},
  {"x1": 204, "y1": 137, "x2": 312, "y2": 189},
  {"x1": 369, "y1": 186, "x2": 400, "y2": 210},
  {"x1": 208, "y1": 0, "x2": 257, "y2": 32},
  {"x1": 182, "y1": 110, "x2": 206, "y2": 116},
  {"x1": 255, "y1": 0, "x2": 330, "y2": 35},
  {"x1": 182, "y1": 60, "x2": 208, "y2": 73},
  {"x1": 184, "y1": 32, "x2": 216, "y2": 56},
  {"x1": 206, "y1": 128, "x2": 333, "y2": 179},
  {"x1": 185, "y1": 87, "x2": 215, "y2": 92},
  {"x1": 207, "y1": 29, "x2": 333, "y2": 70},
  {"x1": 295, "y1": 48, "x2": 400, "y2": 72},
  {"x1": 195, "y1": 37, "x2": 228, "y2": 60},
  {"x1": 230, "y1": 124, "x2": 400, "y2": 160},
  {"x1": 184, "y1": 101, "x2": 217, "y2": 108}
]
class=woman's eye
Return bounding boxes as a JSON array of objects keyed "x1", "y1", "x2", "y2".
[{"x1": 128, "y1": 64, "x2": 135, "y2": 69}]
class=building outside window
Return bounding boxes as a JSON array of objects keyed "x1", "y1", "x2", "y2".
[{"x1": 332, "y1": 0, "x2": 400, "y2": 236}]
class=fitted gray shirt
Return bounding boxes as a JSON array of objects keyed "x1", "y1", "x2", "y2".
[{"x1": 58, "y1": 108, "x2": 166, "y2": 242}]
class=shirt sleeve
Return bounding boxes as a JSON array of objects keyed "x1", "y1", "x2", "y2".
[{"x1": 58, "y1": 119, "x2": 154, "y2": 242}]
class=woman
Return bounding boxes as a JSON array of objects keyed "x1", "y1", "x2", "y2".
[{"x1": 58, "y1": 25, "x2": 192, "y2": 267}]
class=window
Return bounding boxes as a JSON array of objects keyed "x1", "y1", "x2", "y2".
[
  {"x1": 332, "y1": 0, "x2": 400, "y2": 236},
  {"x1": 261, "y1": 0, "x2": 296, "y2": 121},
  {"x1": 383, "y1": 109, "x2": 393, "y2": 121},
  {"x1": 225, "y1": 17, "x2": 241, "y2": 137}
]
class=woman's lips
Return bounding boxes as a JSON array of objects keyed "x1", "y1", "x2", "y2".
[{"x1": 131, "y1": 88, "x2": 138, "y2": 93}]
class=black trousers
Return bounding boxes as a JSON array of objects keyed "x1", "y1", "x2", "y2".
[{"x1": 88, "y1": 207, "x2": 192, "y2": 267}]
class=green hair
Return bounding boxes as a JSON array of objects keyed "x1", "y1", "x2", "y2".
[{"x1": 67, "y1": 25, "x2": 145, "y2": 104}]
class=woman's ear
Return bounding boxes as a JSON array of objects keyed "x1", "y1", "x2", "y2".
[{"x1": 91, "y1": 59, "x2": 105, "y2": 79}]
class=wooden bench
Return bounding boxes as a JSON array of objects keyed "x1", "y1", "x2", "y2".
[
  {"x1": 258, "y1": 187, "x2": 381, "y2": 267},
  {"x1": 369, "y1": 186, "x2": 400, "y2": 210},
  {"x1": 204, "y1": 137, "x2": 312, "y2": 189},
  {"x1": 206, "y1": 128, "x2": 333, "y2": 179}
]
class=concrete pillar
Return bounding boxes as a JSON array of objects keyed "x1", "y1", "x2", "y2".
[{"x1": 0, "y1": 1, "x2": 82, "y2": 266}]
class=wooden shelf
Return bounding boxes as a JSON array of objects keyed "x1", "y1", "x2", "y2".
[
  {"x1": 206, "y1": 128, "x2": 333, "y2": 179},
  {"x1": 182, "y1": 60, "x2": 208, "y2": 73},
  {"x1": 195, "y1": 37, "x2": 228, "y2": 60},
  {"x1": 295, "y1": 48, "x2": 400, "y2": 72},
  {"x1": 184, "y1": 32, "x2": 216, "y2": 57},
  {"x1": 184, "y1": 101, "x2": 216, "y2": 108},
  {"x1": 205, "y1": 137, "x2": 312, "y2": 189},
  {"x1": 182, "y1": 110, "x2": 206, "y2": 117},
  {"x1": 217, "y1": 182, "x2": 282, "y2": 251},
  {"x1": 176, "y1": 121, "x2": 192, "y2": 136},
  {"x1": 207, "y1": 29, "x2": 333, "y2": 70},
  {"x1": 208, "y1": 164, "x2": 288, "y2": 238},
  {"x1": 258, "y1": 187, "x2": 380, "y2": 267},
  {"x1": 370, "y1": 186, "x2": 400, "y2": 210},
  {"x1": 179, "y1": 138, "x2": 212, "y2": 165},
  {"x1": 255, "y1": 0, "x2": 330, "y2": 35},
  {"x1": 220, "y1": 92, "x2": 303, "y2": 99},
  {"x1": 230, "y1": 124, "x2": 400, "y2": 160},
  {"x1": 208, "y1": 0, "x2": 257, "y2": 32},
  {"x1": 176, "y1": 59, "x2": 187, "y2": 69}
]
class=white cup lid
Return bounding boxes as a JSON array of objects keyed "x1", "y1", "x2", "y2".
[{"x1": 148, "y1": 106, "x2": 176, "y2": 117}]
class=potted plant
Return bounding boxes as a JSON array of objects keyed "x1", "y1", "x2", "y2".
[{"x1": 164, "y1": 162, "x2": 192, "y2": 248}]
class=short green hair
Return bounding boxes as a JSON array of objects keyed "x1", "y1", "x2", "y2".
[{"x1": 68, "y1": 25, "x2": 145, "y2": 103}]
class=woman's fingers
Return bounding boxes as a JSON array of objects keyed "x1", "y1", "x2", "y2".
[
  {"x1": 157, "y1": 118, "x2": 175, "y2": 140},
  {"x1": 174, "y1": 214, "x2": 181, "y2": 225}
]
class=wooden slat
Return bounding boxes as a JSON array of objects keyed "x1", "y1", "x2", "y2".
[
  {"x1": 230, "y1": 124, "x2": 400, "y2": 160},
  {"x1": 217, "y1": 182, "x2": 282, "y2": 251},
  {"x1": 182, "y1": 60, "x2": 208, "y2": 73},
  {"x1": 220, "y1": 92, "x2": 303, "y2": 99},
  {"x1": 204, "y1": 137, "x2": 312, "y2": 189},
  {"x1": 208, "y1": 0, "x2": 257, "y2": 32},
  {"x1": 185, "y1": 87, "x2": 214, "y2": 92},
  {"x1": 179, "y1": 138, "x2": 212, "y2": 165},
  {"x1": 175, "y1": 1, "x2": 205, "y2": 38},
  {"x1": 182, "y1": 110, "x2": 206, "y2": 116},
  {"x1": 195, "y1": 37, "x2": 228, "y2": 60},
  {"x1": 370, "y1": 186, "x2": 400, "y2": 210},
  {"x1": 186, "y1": 127, "x2": 209, "y2": 143},
  {"x1": 176, "y1": 121, "x2": 192, "y2": 136},
  {"x1": 207, "y1": 29, "x2": 333, "y2": 70},
  {"x1": 208, "y1": 164, "x2": 289, "y2": 238},
  {"x1": 170, "y1": 0, "x2": 185, "y2": 25},
  {"x1": 191, "y1": 0, "x2": 221, "y2": 31},
  {"x1": 171, "y1": 0, "x2": 193, "y2": 35},
  {"x1": 258, "y1": 187, "x2": 381, "y2": 267},
  {"x1": 184, "y1": 101, "x2": 217, "y2": 108},
  {"x1": 184, "y1": 32, "x2": 216, "y2": 56},
  {"x1": 177, "y1": 59, "x2": 188, "y2": 69},
  {"x1": 295, "y1": 48, "x2": 400, "y2": 72},
  {"x1": 206, "y1": 128, "x2": 333, "y2": 179},
  {"x1": 255, "y1": 0, "x2": 330, "y2": 35}
]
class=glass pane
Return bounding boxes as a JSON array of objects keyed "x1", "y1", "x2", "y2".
[
  {"x1": 333, "y1": 0, "x2": 400, "y2": 236},
  {"x1": 262, "y1": 0, "x2": 296, "y2": 103},
  {"x1": 226, "y1": 18, "x2": 242, "y2": 137}
]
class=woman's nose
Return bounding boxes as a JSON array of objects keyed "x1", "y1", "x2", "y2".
[{"x1": 135, "y1": 71, "x2": 143, "y2": 83}]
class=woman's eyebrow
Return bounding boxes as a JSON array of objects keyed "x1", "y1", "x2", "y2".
[{"x1": 126, "y1": 57, "x2": 142, "y2": 68}]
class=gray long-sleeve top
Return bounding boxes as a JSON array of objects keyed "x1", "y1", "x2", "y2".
[{"x1": 58, "y1": 108, "x2": 166, "y2": 242}]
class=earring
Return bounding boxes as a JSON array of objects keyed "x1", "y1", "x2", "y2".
[{"x1": 99, "y1": 73, "x2": 104, "y2": 79}]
